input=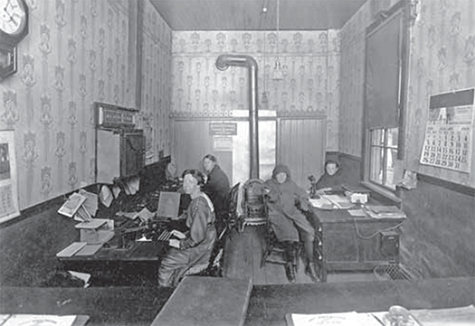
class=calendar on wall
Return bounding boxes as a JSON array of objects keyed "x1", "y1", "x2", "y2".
[{"x1": 420, "y1": 88, "x2": 474, "y2": 172}]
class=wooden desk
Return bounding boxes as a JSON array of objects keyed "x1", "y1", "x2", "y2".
[
  {"x1": 310, "y1": 207, "x2": 405, "y2": 282},
  {"x1": 0, "y1": 286, "x2": 174, "y2": 326},
  {"x1": 246, "y1": 277, "x2": 475, "y2": 326},
  {"x1": 1, "y1": 277, "x2": 473, "y2": 326},
  {"x1": 152, "y1": 276, "x2": 252, "y2": 326},
  {"x1": 57, "y1": 239, "x2": 168, "y2": 286}
]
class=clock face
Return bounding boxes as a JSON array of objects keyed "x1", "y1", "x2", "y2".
[{"x1": 0, "y1": 0, "x2": 27, "y2": 36}]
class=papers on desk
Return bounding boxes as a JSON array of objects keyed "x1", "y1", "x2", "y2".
[
  {"x1": 286, "y1": 310, "x2": 425, "y2": 326},
  {"x1": 309, "y1": 197, "x2": 334, "y2": 210},
  {"x1": 309, "y1": 194, "x2": 354, "y2": 210},
  {"x1": 364, "y1": 205, "x2": 407, "y2": 219},
  {"x1": 0, "y1": 314, "x2": 81, "y2": 326},
  {"x1": 56, "y1": 242, "x2": 104, "y2": 258},
  {"x1": 347, "y1": 209, "x2": 367, "y2": 217},
  {"x1": 56, "y1": 242, "x2": 87, "y2": 258},
  {"x1": 67, "y1": 271, "x2": 91, "y2": 288},
  {"x1": 58, "y1": 192, "x2": 86, "y2": 218},
  {"x1": 75, "y1": 243, "x2": 103, "y2": 256},
  {"x1": 286, "y1": 311, "x2": 383, "y2": 326},
  {"x1": 116, "y1": 207, "x2": 154, "y2": 222}
]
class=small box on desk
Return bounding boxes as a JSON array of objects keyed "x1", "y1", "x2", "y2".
[
  {"x1": 75, "y1": 219, "x2": 114, "y2": 244},
  {"x1": 342, "y1": 184, "x2": 370, "y2": 204}
]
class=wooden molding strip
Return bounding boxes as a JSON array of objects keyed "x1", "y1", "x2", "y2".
[{"x1": 417, "y1": 173, "x2": 475, "y2": 197}]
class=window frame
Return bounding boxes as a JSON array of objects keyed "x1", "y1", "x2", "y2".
[
  {"x1": 362, "y1": 0, "x2": 410, "y2": 199},
  {"x1": 368, "y1": 127, "x2": 399, "y2": 190}
]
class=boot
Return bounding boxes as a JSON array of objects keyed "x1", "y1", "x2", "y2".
[
  {"x1": 303, "y1": 237, "x2": 319, "y2": 282},
  {"x1": 284, "y1": 242, "x2": 297, "y2": 283},
  {"x1": 285, "y1": 262, "x2": 296, "y2": 283},
  {"x1": 305, "y1": 262, "x2": 319, "y2": 283}
]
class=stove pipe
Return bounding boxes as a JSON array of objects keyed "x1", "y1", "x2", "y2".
[{"x1": 216, "y1": 54, "x2": 259, "y2": 179}]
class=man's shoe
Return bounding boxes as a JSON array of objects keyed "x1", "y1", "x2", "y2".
[
  {"x1": 305, "y1": 263, "x2": 319, "y2": 283},
  {"x1": 285, "y1": 262, "x2": 296, "y2": 283}
]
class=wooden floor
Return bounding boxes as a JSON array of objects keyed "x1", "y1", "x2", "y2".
[{"x1": 221, "y1": 225, "x2": 380, "y2": 285}]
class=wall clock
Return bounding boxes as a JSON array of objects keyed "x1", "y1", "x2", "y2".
[{"x1": 0, "y1": 0, "x2": 29, "y2": 47}]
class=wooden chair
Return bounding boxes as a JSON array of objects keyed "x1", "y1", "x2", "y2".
[
  {"x1": 260, "y1": 223, "x2": 303, "y2": 272},
  {"x1": 260, "y1": 200, "x2": 313, "y2": 273}
]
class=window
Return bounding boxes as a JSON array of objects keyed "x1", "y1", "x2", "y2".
[
  {"x1": 363, "y1": 0, "x2": 408, "y2": 197},
  {"x1": 369, "y1": 128, "x2": 398, "y2": 190}
]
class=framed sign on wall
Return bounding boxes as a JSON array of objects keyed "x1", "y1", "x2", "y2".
[{"x1": 0, "y1": 130, "x2": 19, "y2": 223}]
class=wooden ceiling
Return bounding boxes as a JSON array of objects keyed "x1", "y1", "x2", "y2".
[{"x1": 150, "y1": 0, "x2": 368, "y2": 31}]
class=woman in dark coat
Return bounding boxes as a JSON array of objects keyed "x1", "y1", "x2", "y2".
[
  {"x1": 158, "y1": 169, "x2": 217, "y2": 287},
  {"x1": 202, "y1": 154, "x2": 230, "y2": 233},
  {"x1": 265, "y1": 164, "x2": 318, "y2": 283}
]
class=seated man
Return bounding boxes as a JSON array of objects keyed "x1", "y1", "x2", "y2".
[
  {"x1": 264, "y1": 164, "x2": 318, "y2": 283},
  {"x1": 316, "y1": 160, "x2": 344, "y2": 193},
  {"x1": 158, "y1": 169, "x2": 217, "y2": 288},
  {"x1": 202, "y1": 154, "x2": 230, "y2": 233}
]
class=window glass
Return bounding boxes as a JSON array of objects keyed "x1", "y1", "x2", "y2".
[
  {"x1": 384, "y1": 148, "x2": 398, "y2": 189},
  {"x1": 371, "y1": 129, "x2": 383, "y2": 146},
  {"x1": 369, "y1": 128, "x2": 398, "y2": 190},
  {"x1": 370, "y1": 146, "x2": 383, "y2": 184},
  {"x1": 388, "y1": 128, "x2": 399, "y2": 147}
]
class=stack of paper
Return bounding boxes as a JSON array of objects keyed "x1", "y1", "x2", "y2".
[
  {"x1": 309, "y1": 196, "x2": 334, "y2": 210},
  {"x1": 365, "y1": 205, "x2": 407, "y2": 219},
  {"x1": 324, "y1": 195, "x2": 354, "y2": 209}
]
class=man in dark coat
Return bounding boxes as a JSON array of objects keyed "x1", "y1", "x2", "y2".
[
  {"x1": 202, "y1": 154, "x2": 230, "y2": 233},
  {"x1": 265, "y1": 164, "x2": 318, "y2": 283},
  {"x1": 316, "y1": 160, "x2": 344, "y2": 192}
]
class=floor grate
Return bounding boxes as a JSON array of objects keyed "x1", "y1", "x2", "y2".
[{"x1": 374, "y1": 264, "x2": 413, "y2": 281}]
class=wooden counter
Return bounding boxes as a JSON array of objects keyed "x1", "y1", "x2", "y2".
[{"x1": 1, "y1": 277, "x2": 473, "y2": 326}]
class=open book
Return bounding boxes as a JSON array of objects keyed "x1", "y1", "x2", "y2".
[{"x1": 58, "y1": 193, "x2": 86, "y2": 218}]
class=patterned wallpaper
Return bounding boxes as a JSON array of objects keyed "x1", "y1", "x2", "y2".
[
  {"x1": 171, "y1": 30, "x2": 341, "y2": 151},
  {"x1": 340, "y1": 0, "x2": 475, "y2": 186},
  {"x1": 0, "y1": 0, "x2": 172, "y2": 210},
  {"x1": 405, "y1": 0, "x2": 475, "y2": 186},
  {"x1": 140, "y1": 0, "x2": 173, "y2": 163},
  {"x1": 3, "y1": 0, "x2": 473, "y2": 211}
]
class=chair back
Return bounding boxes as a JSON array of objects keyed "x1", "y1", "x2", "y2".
[{"x1": 227, "y1": 182, "x2": 241, "y2": 223}]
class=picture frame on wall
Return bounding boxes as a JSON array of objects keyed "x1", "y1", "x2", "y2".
[
  {"x1": 0, "y1": 130, "x2": 20, "y2": 223},
  {"x1": 0, "y1": 45, "x2": 18, "y2": 81}
]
